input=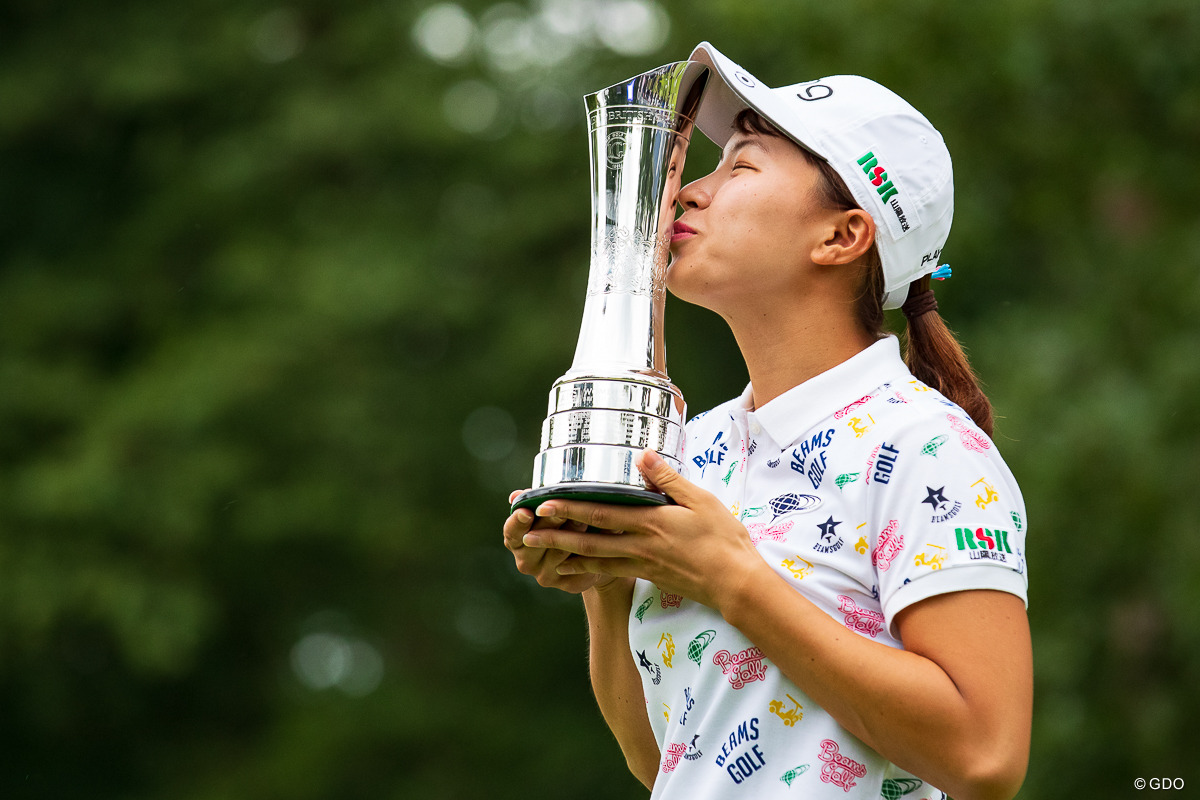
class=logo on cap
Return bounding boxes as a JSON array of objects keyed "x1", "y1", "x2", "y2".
[
  {"x1": 856, "y1": 151, "x2": 898, "y2": 203},
  {"x1": 856, "y1": 150, "x2": 912, "y2": 235},
  {"x1": 795, "y1": 83, "x2": 833, "y2": 101},
  {"x1": 734, "y1": 71, "x2": 756, "y2": 88}
]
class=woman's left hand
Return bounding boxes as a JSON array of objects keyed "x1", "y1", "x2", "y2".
[{"x1": 520, "y1": 448, "x2": 766, "y2": 612}]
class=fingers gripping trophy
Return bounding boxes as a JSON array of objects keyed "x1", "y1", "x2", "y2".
[{"x1": 511, "y1": 62, "x2": 710, "y2": 512}]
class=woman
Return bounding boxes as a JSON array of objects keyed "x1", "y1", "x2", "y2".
[{"x1": 503, "y1": 42, "x2": 1031, "y2": 800}]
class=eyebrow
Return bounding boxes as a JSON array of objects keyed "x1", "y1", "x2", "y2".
[{"x1": 720, "y1": 133, "x2": 768, "y2": 164}]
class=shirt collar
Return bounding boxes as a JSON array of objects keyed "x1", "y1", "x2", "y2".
[{"x1": 746, "y1": 336, "x2": 914, "y2": 448}]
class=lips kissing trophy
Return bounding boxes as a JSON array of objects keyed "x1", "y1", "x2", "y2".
[{"x1": 511, "y1": 61, "x2": 710, "y2": 512}]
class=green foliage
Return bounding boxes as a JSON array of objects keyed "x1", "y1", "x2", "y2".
[{"x1": 0, "y1": 0, "x2": 1196, "y2": 797}]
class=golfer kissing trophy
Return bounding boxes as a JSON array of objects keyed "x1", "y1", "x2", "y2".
[{"x1": 511, "y1": 61, "x2": 710, "y2": 513}]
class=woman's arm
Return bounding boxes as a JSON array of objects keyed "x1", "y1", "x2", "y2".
[
  {"x1": 523, "y1": 451, "x2": 1032, "y2": 800},
  {"x1": 582, "y1": 579, "x2": 661, "y2": 790},
  {"x1": 502, "y1": 500, "x2": 660, "y2": 789}
]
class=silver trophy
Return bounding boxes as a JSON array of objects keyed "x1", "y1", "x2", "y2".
[{"x1": 512, "y1": 61, "x2": 709, "y2": 512}]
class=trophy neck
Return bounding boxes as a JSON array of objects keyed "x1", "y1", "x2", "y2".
[{"x1": 569, "y1": 61, "x2": 708, "y2": 379}]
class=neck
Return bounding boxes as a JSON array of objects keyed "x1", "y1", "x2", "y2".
[{"x1": 722, "y1": 295, "x2": 877, "y2": 410}]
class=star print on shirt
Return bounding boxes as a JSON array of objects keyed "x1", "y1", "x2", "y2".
[
  {"x1": 922, "y1": 486, "x2": 949, "y2": 512},
  {"x1": 813, "y1": 516, "x2": 844, "y2": 553},
  {"x1": 637, "y1": 648, "x2": 663, "y2": 685}
]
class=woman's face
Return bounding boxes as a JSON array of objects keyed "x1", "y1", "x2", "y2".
[{"x1": 666, "y1": 130, "x2": 830, "y2": 316}]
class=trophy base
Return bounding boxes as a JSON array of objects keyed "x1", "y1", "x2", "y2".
[{"x1": 510, "y1": 482, "x2": 671, "y2": 515}]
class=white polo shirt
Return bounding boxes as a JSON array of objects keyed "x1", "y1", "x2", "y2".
[{"x1": 629, "y1": 336, "x2": 1028, "y2": 800}]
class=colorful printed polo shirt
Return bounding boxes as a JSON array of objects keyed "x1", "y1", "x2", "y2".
[{"x1": 629, "y1": 336, "x2": 1028, "y2": 800}]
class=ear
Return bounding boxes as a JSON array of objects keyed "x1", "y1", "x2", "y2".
[{"x1": 811, "y1": 209, "x2": 876, "y2": 267}]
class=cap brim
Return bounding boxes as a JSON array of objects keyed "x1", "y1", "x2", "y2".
[{"x1": 688, "y1": 42, "x2": 827, "y2": 161}]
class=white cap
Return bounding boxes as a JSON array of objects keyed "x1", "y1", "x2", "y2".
[{"x1": 688, "y1": 42, "x2": 954, "y2": 310}]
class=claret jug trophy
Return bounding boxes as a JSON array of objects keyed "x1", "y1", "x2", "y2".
[{"x1": 511, "y1": 61, "x2": 710, "y2": 512}]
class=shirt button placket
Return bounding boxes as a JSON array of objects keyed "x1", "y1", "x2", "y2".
[{"x1": 739, "y1": 417, "x2": 763, "y2": 515}]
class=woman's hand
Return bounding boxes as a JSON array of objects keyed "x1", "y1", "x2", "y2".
[
  {"x1": 502, "y1": 490, "x2": 623, "y2": 595},
  {"x1": 518, "y1": 449, "x2": 767, "y2": 613}
]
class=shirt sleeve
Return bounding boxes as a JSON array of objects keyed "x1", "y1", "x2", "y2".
[{"x1": 868, "y1": 409, "x2": 1029, "y2": 639}]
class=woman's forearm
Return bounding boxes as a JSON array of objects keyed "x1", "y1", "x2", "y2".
[{"x1": 582, "y1": 579, "x2": 660, "y2": 790}]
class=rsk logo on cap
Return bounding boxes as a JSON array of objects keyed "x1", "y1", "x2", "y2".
[
  {"x1": 855, "y1": 149, "x2": 915, "y2": 237},
  {"x1": 856, "y1": 151, "x2": 898, "y2": 203}
]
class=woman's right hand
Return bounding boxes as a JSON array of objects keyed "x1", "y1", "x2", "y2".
[{"x1": 503, "y1": 490, "x2": 620, "y2": 595}]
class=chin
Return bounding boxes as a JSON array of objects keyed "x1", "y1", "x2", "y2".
[
  {"x1": 664, "y1": 262, "x2": 697, "y2": 302},
  {"x1": 665, "y1": 271, "x2": 723, "y2": 313}
]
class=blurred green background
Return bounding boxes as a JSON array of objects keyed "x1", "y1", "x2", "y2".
[{"x1": 1, "y1": 0, "x2": 1197, "y2": 797}]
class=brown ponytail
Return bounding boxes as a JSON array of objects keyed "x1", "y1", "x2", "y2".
[
  {"x1": 850, "y1": 251, "x2": 993, "y2": 436},
  {"x1": 898, "y1": 275, "x2": 994, "y2": 436}
]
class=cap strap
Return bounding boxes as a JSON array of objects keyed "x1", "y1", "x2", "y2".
[{"x1": 901, "y1": 289, "x2": 939, "y2": 320}]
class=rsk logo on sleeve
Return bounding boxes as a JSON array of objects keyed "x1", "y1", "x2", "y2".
[{"x1": 955, "y1": 527, "x2": 1013, "y2": 562}]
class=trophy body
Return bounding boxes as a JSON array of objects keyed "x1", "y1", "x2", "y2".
[{"x1": 511, "y1": 62, "x2": 709, "y2": 512}]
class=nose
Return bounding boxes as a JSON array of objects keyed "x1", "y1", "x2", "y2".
[{"x1": 676, "y1": 176, "x2": 712, "y2": 211}]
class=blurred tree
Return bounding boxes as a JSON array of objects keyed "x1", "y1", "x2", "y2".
[{"x1": 0, "y1": 0, "x2": 1196, "y2": 798}]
